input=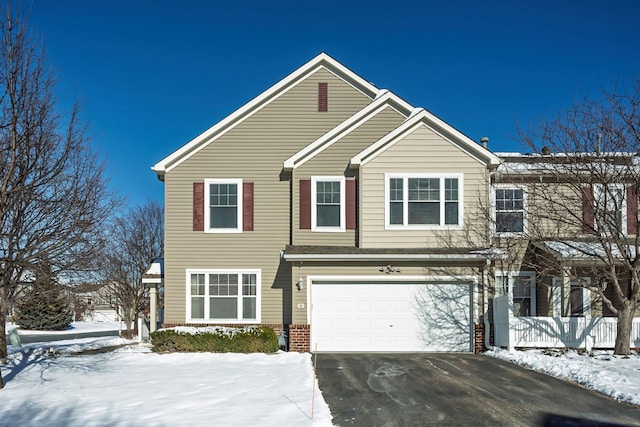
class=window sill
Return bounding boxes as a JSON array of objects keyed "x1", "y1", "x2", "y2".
[
  {"x1": 385, "y1": 224, "x2": 464, "y2": 231},
  {"x1": 204, "y1": 228, "x2": 243, "y2": 234},
  {"x1": 186, "y1": 319, "x2": 259, "y2": 324},
  {"x1": 311, "y1": 227, "x2": 346, "y2": 233}
]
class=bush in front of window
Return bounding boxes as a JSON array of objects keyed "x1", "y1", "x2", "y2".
[{"x1": 150, "y1": 326, "x2": 278, "y2": 353}]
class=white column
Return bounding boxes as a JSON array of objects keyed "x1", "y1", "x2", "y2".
[{"x1": 149, "y1": 284, "x2": 158, "y2": 333}]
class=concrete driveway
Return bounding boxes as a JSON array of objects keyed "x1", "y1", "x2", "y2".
[{"x1": 314, "y1": 353, "x2": 640, "y2": 426}]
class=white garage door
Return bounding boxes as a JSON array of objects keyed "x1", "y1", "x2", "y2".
[{"x1": 310, "y1": 281, "x2": 472, "y2": 352}]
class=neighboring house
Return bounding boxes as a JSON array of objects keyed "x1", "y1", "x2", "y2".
[
  {"x1": 152, "y1": 53, "x2": 639, "y2": 353},
  {"x1": 491, "y1": 153, "x2": 640, "y2": 350},
  {"x1": 73, "y1": 284, "x2": 119, "y2": 322}
]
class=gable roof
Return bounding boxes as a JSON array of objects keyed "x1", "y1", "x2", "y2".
[
  {"x1": 349, "y1": 109, "x2": 502, "y2": 168},
  {"x1": 151, "y1": 53, "x2": 379, "y2": 179},
  {"x1": 282, "y1": 90, "x2": 415, "y2": 170}
]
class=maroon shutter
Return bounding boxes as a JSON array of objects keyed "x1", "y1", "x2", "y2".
[
  {"x1": 582, "y1": 186, "x2": 595, "y2": 234},
  {"x1": 300, "y1": 179, "x2": 311, "y2": 229},
  {"x1": 346, "y1": 179, "x2": 356, "y2": 230},
  {"x1": 193, "y1": 182, "x2": 204, "y2": 231},
  {"x1": 627, "y1": 186, "x2": 637, "y2": 235},
  {"x1": 318, "y1": 82, "x2": 328, "y2": 112},
  {"x1": 243, "y1": 182, "x2": 254, "y2": 231}
]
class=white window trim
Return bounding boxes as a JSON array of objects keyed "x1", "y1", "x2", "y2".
[
  {"x1": 185, "y1": 269, "x2": 261, "y2": 323},
  {"x1": 311, "y1": 176, "x2": 346, "y2": 233},
  {"x1": 495, "y1": 271, "x2": 536, "y2": 316},
  {"x1": 593, "y1": 184, "x2": 627, "y2": 236},
  {"x1": 491, "y1": 184, "x2": 528, "y2": 236},
  {"x1": 551, "y1": 276, "x2": 591, "y2": 318},
  {"x1": 204, "y1": 178, "x2": 243, "y2": 233},
  {"x1": 384, "y1": 173, "x2": 464, "y2": 230}
]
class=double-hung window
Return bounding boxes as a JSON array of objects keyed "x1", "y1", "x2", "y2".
[
  {"x1": 205, "y1": 179, "x2": 243, "y2": 232},
  {"x1": 495, "y1": 271, "x2": 536, "y2": 317},
  {"x1": 386, "y1": 174, "x2": 462, "y2": 228},
  {"x1": 493, "y1": 185, "x2": 526, "y2": 234},
  {"x1": 187, "y1": 269, "x2": 260, "y2": 322},
  {"x1": 312, "y1": 176, "x2": 345, "y2": 232},
  {"x1": 593, "y1": 184, "x2": 626, "y2": 235}
]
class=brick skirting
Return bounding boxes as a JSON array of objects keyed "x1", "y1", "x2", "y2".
[{"x1": 474, "y1": 323, "x2": 485, "y2": 354}]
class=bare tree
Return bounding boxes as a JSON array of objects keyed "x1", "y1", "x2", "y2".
[
  {"x1": 0, "y1": 6, "x2": 118, "y2": 388},
  {"x1": 102, "y1": 201, "x2": 163, "y2": 339},
  {"x1": 505, "y1": 79, "x2": 640, "y2": 355}
]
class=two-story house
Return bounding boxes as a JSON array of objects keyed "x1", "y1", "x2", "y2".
[
  {"x1": 152, "y1": 53, "x2": 501, "y2": 353},
  {"x1": 490, "y1": 152, "x2": 640, "y2": 350}
]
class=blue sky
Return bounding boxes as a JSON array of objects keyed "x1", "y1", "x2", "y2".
[{"x1": 27, "y1": 0, "x2": 640, "y2": 208}]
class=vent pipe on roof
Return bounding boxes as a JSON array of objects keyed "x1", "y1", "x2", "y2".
[
  {"x1": 481, "y1": 136, "x2": 489, "y2": 149},
  {"x1": 542, "y1": 146, "x2": 551, "y2": 155}
]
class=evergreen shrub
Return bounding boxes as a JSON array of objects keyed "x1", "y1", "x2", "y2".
[{"x1": 151, "y1": 326, "x2": 278, "y2": 353}]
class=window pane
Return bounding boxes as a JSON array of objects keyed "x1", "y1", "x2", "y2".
[
  {"x1": 496, "y1": 212, "x2": 524, "y2": 233},
  {"x1": 389, "y1": 178, "x2": 403, "y2": 202},
  {"x1": 210, "y1": 298, "x2": 237, "y2": 319},
  {"x1": 513, "y1": 298, "x2": 531, "y2": 317},
  {"x1": 570, "y1": 283, "x2": 584, "y2": 317},
  {"x1": 390, "y1": 201, "x2": 403, "y2": 225},
  {"x1": 211, "y1": 206, "x2": 238, "y2": 228},
  {"x1": 317, "y1": 205, "x2": 340, "y2": 227},
  {"x1": 445, "y1": 201, "x2": 458, "y2": 225},
  {"x1": 445, "y1": 178, "x2": 458, "y2": 201},
  {"x1": 242, "y1": 274, "x2": 256, "y2": 296},
  {"x1": 191, "y1": 297, "x2": 204, "y2": 318},
  {"x1": 408, "y1": 178, "x2": 439, "y2": 201},
  {"x1": 243, "y1": 297, "x2": 256, "y2": 319},
  {"x1": 408, "y1": 201, "x2": 439, "y2": 224}
]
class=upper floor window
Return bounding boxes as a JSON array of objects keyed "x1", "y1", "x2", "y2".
[
  {"x1": 385, "y1": 174, "x2": 462, "y2": 229},
  {"x1": 312, "y1": 176, "x2": 345, "y2": 232},
  {"x1": 493, "y1": 185, "x2": 526, "y2": 234},
  {"x1": 205, "y1": 179, "x2": 243, "y2": 233},
  {"x1": 594, "y1": 184, "x2": 626, "y2": 235}
]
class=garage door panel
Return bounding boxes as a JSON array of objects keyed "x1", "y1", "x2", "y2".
[{"x1": 311, "y1": 282, "x2": 472, "y2": 352}]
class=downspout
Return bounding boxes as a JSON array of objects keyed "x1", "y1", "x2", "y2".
[{"x1": 483, "y1": 258, "x2": 497, "y2": 351}]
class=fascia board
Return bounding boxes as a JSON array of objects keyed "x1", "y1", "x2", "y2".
[
  {"x1": 282, "y1": 253, "x2": 491, "y2": 261},
  {"x1": 283, "y1": 91, "x2": 414, "y2": 170},
  {"x1": 152, "y1": 53, "x2": 379, "y2": 174}
]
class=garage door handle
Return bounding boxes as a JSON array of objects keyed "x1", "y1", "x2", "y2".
[{"x1": 389, "y1": 325, "x2": 393, "y2": 327}]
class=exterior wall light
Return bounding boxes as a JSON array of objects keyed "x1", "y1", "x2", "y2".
[{"x1": 296, "y1": 277, "x2": 304, "y2": 291}]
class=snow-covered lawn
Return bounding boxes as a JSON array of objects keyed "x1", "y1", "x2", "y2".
[
  {"x1": 3, "y1": 322, "x2": 639, "y2": 426},
  {"x1": 1, "y1": 326, "x2": 334, "y2": 427},
  {"x1": 487, "y1": 348, "x2": 640, "y2": 406}
]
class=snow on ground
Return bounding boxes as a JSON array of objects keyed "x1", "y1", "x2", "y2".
[
  {"x1": 6, "y1": 320, "x2": 123, "y2": 335},
  {"x1": 1, "y1": 325, "x2": 334, "y2": 427},
  {"x1": 487, "y1": 348, "x2": 640, "y2": 406}
]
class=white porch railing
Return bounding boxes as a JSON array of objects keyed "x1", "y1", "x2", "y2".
[{"x1": 493, "y1": 295, "x2": 640, "y2": 350}]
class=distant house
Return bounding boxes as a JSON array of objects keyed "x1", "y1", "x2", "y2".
[
  {"x1": 73, "y1": 284, "x2": 119, "y2": 322},
  {"x1": 152, "y1": 53, "x2": 639, "y2": 353}
]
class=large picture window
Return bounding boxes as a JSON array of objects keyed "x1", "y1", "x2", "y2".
[
  {"x1": 386, "y1": 174, "x2": 462, "y2": 228},
  {"x1": 311, "y1": 176, "x2": 345, "y2": 232},
  {"x1": 205, "y1": 179, "x2": 243, "y2": 233},
  {"x1": 493, "y1": 185, "x2": 526, "y2": 234},
  {"x1": 187, "y1": 269, "x2": 260, "y2": 322}
]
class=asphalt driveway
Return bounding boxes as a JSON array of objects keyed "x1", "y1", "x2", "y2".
[{"x1": 314, "y1": 353, "x2": 640, "y2": 426}]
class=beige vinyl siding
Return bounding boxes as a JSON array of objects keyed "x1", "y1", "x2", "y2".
[
  {"x1": 293, "y1": 106, "x2": 406, "y2": 246},
  {"x1": 163, "y1": 68, "x2": 373, "y2": 325},
  {"x1": 290, "y1": 262, "x2": 482, "y2": 324},
  {"x1": 360, "y1": 125, "x2": 490, "y2": 249}
]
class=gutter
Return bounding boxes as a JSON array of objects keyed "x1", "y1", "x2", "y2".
[{"x1": 282, "y1": 253, "x2": 493, "y2": 262}]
